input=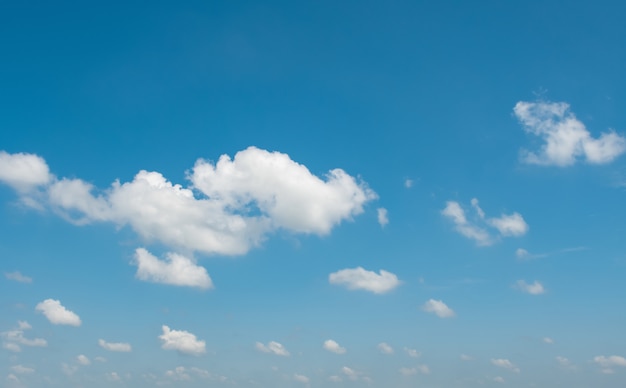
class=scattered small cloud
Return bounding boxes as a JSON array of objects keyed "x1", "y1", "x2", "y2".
[
  {"x1": 377, "y1": 208, "x2": 389, "y2": 227},
  {"x1": 404, "y1": 179, "x2": 413, "y2": 188},
  {"x1": 493, "y1": 376, "x2": 505, "y2": 383},
  {"x1": 329, "y1": 267, "x2": 401, "y2": 294},
  {"x1": 514, "y1": 100, "x2": 626, "y2": 166},
  {"x1": 11, "y1": 365, "x2": 34, "y2": 374},
  {"x1": 593, "y1": 355, "x2": 626, "y2": 374},
  {"x1": 399, "y1": 367, "x2": 417, "y2": 376},
  {"x1": 323, "y1": 340, "x2": 346, "y2": 354},
  {"x1": 543, "y1": 337, "x2": 554, "y2": 344},
  {"x1": 293, "y1": 373, "x2": 309, "y2": 384},
  {"x1": 99, "y1": 339, "x2": 132, "y2": 352},
  {"x1": 377, "y1": 342, "x2": 394, "y2": 354},
  {"x1": 35, "y1": 299, "x2": 81, "y2": 326},
  {"x1": 255, "y1": 341, "x2": 289, "y2": 356},
  {"x1": 442, "y1": 199, "x2": 528, "y2": 246},
  {"x1": 132, "y1": 248, "x2": 213, "y2": 289},
  {"x1": 404, "y1": 347, "x2": 421, "y2": 358},
  {"x1": 556, "y1": 356, "x2": 576, "y2": 370},
  {"x1": 491, "y1": 358, "x2": 520, "y2": 373},
  {"x1": 422, "y1": 299, "x2": 455, "y2": 318},
  {"x1": 159, "y1": 325, "x2": 206, "y2": 356},
  {"x1": 77, "y1": 354, "x2": 91, "y2": 365},
  {"x1": 1, "y1": 321, "x2": 47, "y2": 351},
  {"x1": 461, "y1": 354, "x2": 474, "y2": 361},
  {"x1": 515, "y1": 280, "x2": 546, "y2": 295},
  {"x1": 4, "y1": 271, "x2": 32, "y2": 284}
]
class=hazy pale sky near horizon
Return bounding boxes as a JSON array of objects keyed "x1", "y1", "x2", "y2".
[{"x1": 1, "y1": 1, "x2": 626, "y2": 387}]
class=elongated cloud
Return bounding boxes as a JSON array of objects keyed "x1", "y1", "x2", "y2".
[
  {"x1": 422, "y1": 299, "x2": 455, "y2": 318},
  {"x1": 99, "y1": 339, "x2": 132, "y2": 352},
  {"x1": 491, "y1": 358, "x2": 520, "y2": 373},
  {"x1": 378, "y1": 342, "x2": 393, "y2": 354},
  {"x1": 255, "y1": 341, "x2": 290, "y2": 356},
  {"x1": 377, "y1": 208, "x2": 389, "y2": 227},
  {"x1": 323, "y1": 339, "x2": 346, "y2": 354},
  {"x1": 514, "y1": 101, "x2": 626, "y2": 166},
  {"x1": 4, "y1": 271, "x2": 32, "y2": 284},
  {"x1": 133, "y1": 248, "x2": 213, "y2": 289},
  {"x1": 329, "y1": 267, "x2": 400, "y2": 294},
  {"x1": 35, "y1": 299, "x2": 81, "y2": 326},
  {"x1": 442, "y1": 198, "x2": 528, "y2": 246},
  {"x1": 594, "y1": 355, "x2": 626, "y2": 373},
  {"x1": 159, "y1": 325, "x2": 206, "y2": 356},
  {"x1": 0, "y1": 147, "x2": 376, "y2": 256}
]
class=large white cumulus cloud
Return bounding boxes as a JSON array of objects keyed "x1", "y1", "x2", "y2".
[{"x1": 0, "y1": 147, "x2": 376, "y2": 256}]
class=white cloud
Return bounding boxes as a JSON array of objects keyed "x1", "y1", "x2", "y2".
[
  {"x1": 377, "y1": 208, "x2": 389, "y2": 227},
  {"x1": 77, "y1": 355, "x2": 91, "y2": 365},
  {"x1": 99, "y1": 339, "x2": 132, "y2": 352},
  {"x1": 11, "y1": 365, "x2": 34, "y2": 374},
  {"x1": 515, "y1": 280, "x2": 546, "y2": 295},
  {"x1": 62, "y1": 363, "x2": 78, "y2": 376},
  {"x1": 491, "y1": 358, "x2": 520, "y2": 373},
  {"x1": 516, "y1": 248, "x2": 529, "y2": 259},
  {"x1": 543, "y1": 337, "x2": 554, "y2": 344},
  {"x1": 399, "y1": 367, "x2": 417, "y2": 376},
  {"x1": 378, "y1": 342, "x2": 394, "y2": 354},
  {"x1": 341, "y1": 366, "x2": 359, "y2": 381},
  {"x1": 323, "y1": 340, "x2": 346, "y2": 354},
  {"x1": 442, "y1": 199, "x2": 528, "y2": 246},
  {"x1": 514, "y1": 101, "x2": 626, "y2": 166},
  {"x1": 132, "y1": 248, "x2": 213, "y2": 289},
  {"x1": 460, "y1": 354, "x2": 474, "y2": 361},
  {"x1": 1, "y1": 321, "x2": 47, "y2": 351},
  {"x1": 400, "y1": 365, "x2": 429, "y2": 376},
  {"x1": 329, "y1": 267, "x2": 400, "y2": 294},
  {"x1": 35, "y1": 299, "x2": 81, "y2": 326},
  {"x1": 404, "y1": 347, "x2": 420, "y2": 358},
  {"x1": 159, "y1": 325, "x2": 206, "y2": 356},
  {"x1": 0, "y1": 151, "x2": 51, "y2": 192},
  {"x1": 0, "y1": 148, "x2": 376, "y2": 256},
  {"x1": 404, "y1": 179, "x2": 413, "y2": 188},
  {"x1": 556, "y1": 356, "x2": 575, "y2": 370},
  {"x1": 95, "y1": 357, "x2": 107, "y2": 363},
  {"x1": 493, "y1": 376, "x2": 505, "y2": 383},
  {"x1": 422, "y1": 299, "x2": 455, "y2": 318},
  {"x1": 488, "y1": 213, "x2": 528, "y2": 237},
  {"x1": 328, "y1": 375, "x2": 342, "y2": 382},
  {"x1": 255, "y1": 341, "x2": 290, "y2": 356},
  {"x1": 7, "y1": 374, "x2": 19, "y2": 383},
  {"x1": 106, "y1": 372, "x2": 121, "y2": 381},
  {"x1": 293, "y1": 374, "x2": 309, "y2": 383},
  {"x1": 4, "y1": 271, "x2": 32, "y2": 284},
  {"x1": 593, "y1": 355, "x2": 626, "y2": 371}
]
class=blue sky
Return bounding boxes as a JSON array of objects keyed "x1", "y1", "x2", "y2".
[{"x1": 1, "y1": 0, "x2": 626, "y2": 386}]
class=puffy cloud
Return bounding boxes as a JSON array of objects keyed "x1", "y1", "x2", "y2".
[
  {"x1": 422, "y1": 299, "x2": 455, "y2": 318},
  {"x1": 594, "y1": 356, "x2": 626, "y2": 367},
  {"x1": 329, "y1": 267, "x2": 400, "y2": 294},
  {"x1": 11, "y1": 365, "x2": 34, "y2": 374},
  {"x1": 404, "y1": 347, "x2": 421, "y2": 358},
  {"x1": 514, "y1": 101, "x2": 626, "y2": 166},
  {"x1": 515, "y1": 280, "x2": 546, "y2": 295},
  {"x1": 255, "y1": 341, "x2": 290, "y2": 356},
  {"x1": 77, "y1": 355, "x2": 90, "y2": 365},
  {"x1": 106, "y1": 372, "x2": 121, "y2": 381},
  {"x1": 99, "y1": 339, "x2": 132, "y2": 352},
  {"x1": 159, "y1": 325, "x2": 206, "y2": 356},
  {"x1": 442, "y1": 199, "x2": 528, "y2": 246},
  {"x1": 4, "y1": 271, "x2": 32, "y2": 284},
  {"x1": 132, "y1": 248, "x2": 213, "y2": 289},
  {"x1": 378, "y1": 342, "x2": 394, "y2": 354},
  {"x1": 1, "y1": 321, "x2": 47, "y2": 351},
  {"x1": 35, "y1": 299, "x2": 81, "y2": 326},
  {"x1": 0, "y1": 151, "x2": 51, "y2": 192},
  {"x1": 377, "y1": 208, "x2": 389, "y2": 227},
  {"x1": 491, "y1": 358, "x2": 520, "y2": 373},
  {"x1": 323, "y1": 340, "x2": 346, "y2": 354},
  {"x1": 293, "y1": 374, "x2": 310, "y2": 383},
  {"x1": 0, "y1": 147, "x2": 376, "y2": 256}
]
